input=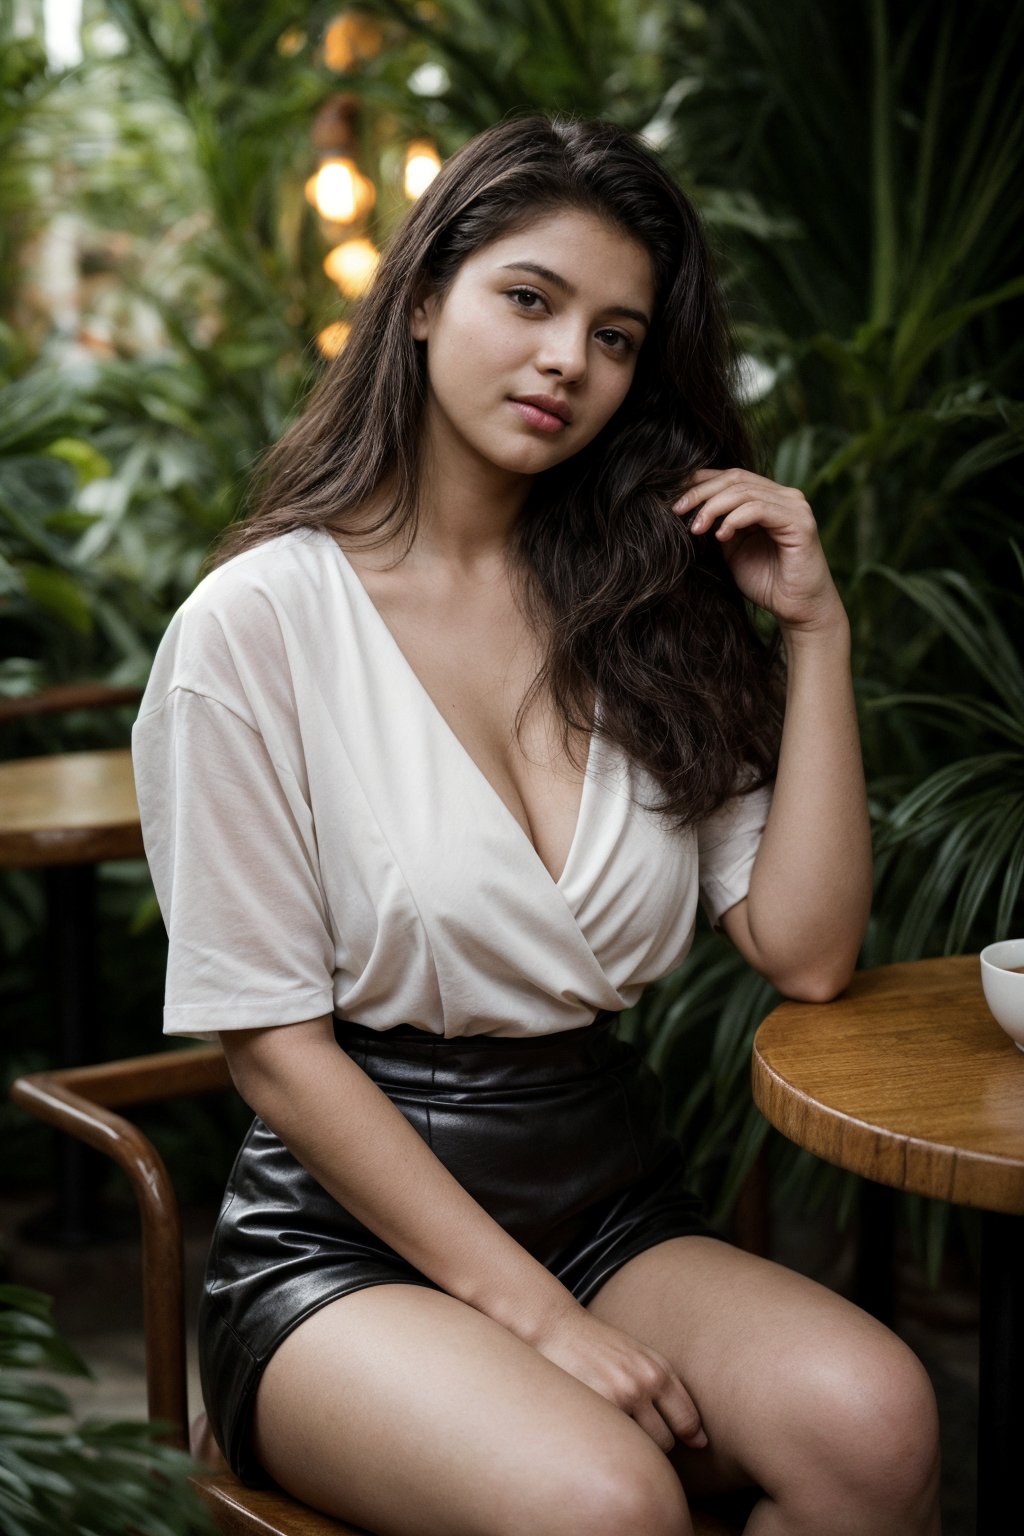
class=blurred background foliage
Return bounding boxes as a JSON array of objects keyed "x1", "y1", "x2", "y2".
[
  {"x1": 1, "y1": 0, "x2": 1022, "y2": 1281},
  {"x1": 0, "y1": 1283, "x2": 215, "y2": 1534}
]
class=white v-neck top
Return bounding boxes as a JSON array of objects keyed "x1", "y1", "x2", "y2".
[{"x1": 131, "y1": 527, "x2": 772, "y2": 1041}]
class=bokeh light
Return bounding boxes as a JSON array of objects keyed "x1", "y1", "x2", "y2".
[
  {"x1": 276, "y1": 28, "x2": 305, "y2": 57},
  {"x1": 323, "y1": 237, "x2": 381, "y2": 298},
  {"x1": 317, "y1": 320, "x2": 352, "y2": 357},
  {"x1": 324, "y1": 12, "x2": 384, "y2": 72},
  {"x1": 403, "y1": 140, "x2": 441, "y2": 199},
  {"x1": 305, "y1": 158, "x2": 376, "y2": 223}
]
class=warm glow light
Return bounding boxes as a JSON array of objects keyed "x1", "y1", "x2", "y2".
[
  {"x1": 317, "y1": 320, "x2": 351, "y2": 358},
  {"x1": 324, "y1": 12, "x2": 384, "y2": 72},
  {"x1": 403, "y1": 140, "x2": 441, "y2": 199},
  {"x1": 276, "y1": 27, "x2": 305, "y2": 56},
  {"x1": 324, "y1": 237, "x2": 380, "y2": 298},
  {"x1": 305, "y1": 158, "x2": 376, "y2": 223}
]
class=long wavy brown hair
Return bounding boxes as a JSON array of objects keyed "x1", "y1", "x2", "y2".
[{"x1": 208, "y1": 113, "x2": 783, "y2": 828}]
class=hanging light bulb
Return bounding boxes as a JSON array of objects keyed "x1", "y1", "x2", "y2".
[
  {"x1": 403, "y1": 140, "x2": 441, "y2": 199},
  {"x1": 305, "y1": 158, "x2": 376, "y2": 223},
  {"x1": 317, "y1": 320, "x2": 352, "y2": 358},
  {"x1": 324, "y1": 237, "x2": 380, "y2": 298}
]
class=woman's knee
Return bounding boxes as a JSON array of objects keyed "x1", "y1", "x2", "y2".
[
  {"x1": 563, "y1": 1447, "x2": 692, "y2": 1536},
  {"x1": 791, "y1": 1326, "x2": 941, "y2": 1512}
]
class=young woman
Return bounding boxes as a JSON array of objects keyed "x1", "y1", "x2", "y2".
[{"x1": 132, "y1": 115, "x2": 941, "y2": 1536}]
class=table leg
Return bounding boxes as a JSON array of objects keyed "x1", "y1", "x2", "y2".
[
  {"x1": 25, "y1": 866, "x2": 105, "y2": 1245},
  {"x1": 853, "y1": 1179, "x2": 895, "y2": 1328},
  {"x1": 977, "y1": 1210, "x2": 1024, "y2": 1534}
]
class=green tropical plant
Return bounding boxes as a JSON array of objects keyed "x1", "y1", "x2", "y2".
[
  {"x1": 367, "y1": 0, "x2": 675, "y2": 128},
  {"x1": 0, "y1": 1, "x2": 51, "y2": 316},
  {"x1": 867, "y1": 553, "x2": 1024, "y2": 959},
  {"x1": 0, "y1": 368, "x2": 108, "y2": 685},
  {"x1": 0, "y1": 1284, "x2": 215, "y2": 1536}
]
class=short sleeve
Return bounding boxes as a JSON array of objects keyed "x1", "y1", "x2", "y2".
[
  {"x1": 696, "y1": 780, "x2": 773, "y2": 930},
  {"x1": 132, "y1": 687, "x2": 336, "y2": 1041}
]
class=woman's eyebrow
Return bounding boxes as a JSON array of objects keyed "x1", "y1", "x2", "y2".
[{"x1": 499, "y1": 261, "x2": 650, "y2": 329}]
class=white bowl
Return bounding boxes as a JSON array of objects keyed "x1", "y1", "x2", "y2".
[{"x1": 980, "y1": 940, "x2": 1024, "y2": 1051}]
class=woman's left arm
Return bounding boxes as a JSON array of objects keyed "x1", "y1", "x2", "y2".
[{"x1": 675, "y1": 467, "x2": 872, "y2": 1002}]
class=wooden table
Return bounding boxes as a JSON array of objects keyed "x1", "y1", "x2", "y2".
[
  {"x1": 751, "y1": 954, "x2": 1023, "y2": 1533},
  {"x1": 0, "y1": 749, "x2": 145, "y2": 1242}
]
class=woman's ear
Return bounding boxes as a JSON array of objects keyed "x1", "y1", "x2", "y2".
[{"x1": 410, "y1": 290, "x2": 434, "y2": 342}]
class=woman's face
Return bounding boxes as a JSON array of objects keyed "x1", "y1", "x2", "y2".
[{"x1": 410, "y1": 207, "x2": 655, "y2": 484}]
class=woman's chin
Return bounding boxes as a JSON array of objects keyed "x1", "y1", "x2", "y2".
[{"x1": 484, "y1": 434, "x2": 581, "y2": 478}]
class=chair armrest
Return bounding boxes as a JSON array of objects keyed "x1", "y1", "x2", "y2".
[
  {"x1": 29, "y1": 1047, "x2": 233, "y2": 1110},
  {"x1": 9, "y1": 1048, "x2": 232, "y2": 1448},
  {"x1": 0, "y1": 683, "x2": 145, "y2": 723}
]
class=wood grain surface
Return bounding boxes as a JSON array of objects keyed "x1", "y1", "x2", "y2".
[
  {"x1": 752, "y1": 954, "x2": 1024, "y2": 1213},
  {"x1": 0, "y1": 748, "x2": 144, "y2": 866}
]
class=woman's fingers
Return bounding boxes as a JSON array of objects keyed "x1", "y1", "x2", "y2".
[
  {"x1": 676, "y1": 485, "x2": 799, "y2": 527},
  {"x1": 631, "y1": 1401, "x2": 677, "y2": 1454},
  {"x1": 688, "y1": 493, "x2": 794, "y2": 538},
  {"x1": 673, "y1": 468, "x2": 805, "y2": 524},
  {"x1": 639, "y1": 1354, "x2": 707, "y2": 1450},
  {"x1": 669, "y1": 466, "x2": 836, "y2": 626},
  {"x1": 672, "y1": 465, "x2": 797, "y2": 511},
  {"x1": 710, "y1": 501, "x2": 799, "y2": 542},
  {"x1": 662, "y1": 1384, "x2": 708, "y2": 1448},
  {"x1": 533, "y1": 1307, "x2": 708, "y2": 1457},
  {"x1": 682, "y1": 495, "x2": 800, "y2": 547},
  {"x1": 676, "y1": 472, "x2": 816, "y2": 546}
]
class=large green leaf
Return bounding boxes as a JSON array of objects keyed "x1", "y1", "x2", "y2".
[{"x1": 17, "y1": 564, "x2": 93, "y2": 635}]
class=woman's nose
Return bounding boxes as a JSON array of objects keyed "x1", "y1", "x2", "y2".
[{"x1": 536, "y1": 323, "x2": 588, "y2": 383}]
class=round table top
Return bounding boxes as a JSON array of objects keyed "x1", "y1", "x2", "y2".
[
  {"x1": 752, "y1": 954, "x2": 1024, "y2": 1215},
  {"x1": 0, "y1": 749, "x2": 144, "y2": 868}
]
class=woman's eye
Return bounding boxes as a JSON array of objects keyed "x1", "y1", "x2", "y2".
[
  {"x1": 597, "y1": 328, "x2": 635, "y2": 354},
  {"x1": 508, "y1": 286, "x2": 546, "y2": 311}
]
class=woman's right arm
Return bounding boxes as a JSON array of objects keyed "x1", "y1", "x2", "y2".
[{"x1": 219, "y1": 1017, "x2": 708, "y2": 1454}]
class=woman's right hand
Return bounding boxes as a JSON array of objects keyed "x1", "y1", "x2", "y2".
[{"x1": 532, "y1": 1304, "x2": 707, "y2": 1454}]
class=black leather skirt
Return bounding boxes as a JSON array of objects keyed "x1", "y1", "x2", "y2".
[{"x1": 198, "y1": 1010, "x2": 721, "y2": 1485}]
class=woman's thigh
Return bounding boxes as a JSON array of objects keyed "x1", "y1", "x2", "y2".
[
  {"x1": 252, "y1": 1281, "x2": 692, "y2": 1536},
  {"x1": 585, "y1": 1236, "x2": 941, "y2": 1519}
]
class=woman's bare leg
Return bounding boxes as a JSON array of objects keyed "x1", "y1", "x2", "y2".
[
  {"x1": 585, "y1": 1236, "x2": 942, "y2": 1536},
  {"x1": 251, "y1": 1281, "x2": 692, "y2": 1536}
]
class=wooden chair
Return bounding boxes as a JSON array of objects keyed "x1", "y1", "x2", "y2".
[{"x1": 10, "y1": 1051, "x2": 745, "y2": 1535}]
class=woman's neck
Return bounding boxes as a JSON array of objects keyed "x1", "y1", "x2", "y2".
[
  {"x1": 337, "y1": 418, "x2": 535, "y2": 577},
  {"x1": 410, "y1": 412, "x2": 531, "y2": 576}
]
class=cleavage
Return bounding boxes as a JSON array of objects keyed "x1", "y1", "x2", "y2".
[{"x1": 348, "y1": 548, "x2": 589, "y2": 882}]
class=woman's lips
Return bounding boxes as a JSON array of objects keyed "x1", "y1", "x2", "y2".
[{"x1": 509, "y1": 399, "x2": 569, "y2": 434}]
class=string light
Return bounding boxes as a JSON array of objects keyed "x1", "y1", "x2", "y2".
[
  {"x1": 305, "y1": 158, "x2": 376, "y2": 223},
  {"x1": 324, "y1": 237, "x2": 380, "y2": 298},
  {"x1": 403, "y1": 140, "x2": 441, "y2": 199}
]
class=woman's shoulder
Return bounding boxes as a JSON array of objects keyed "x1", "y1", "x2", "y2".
[
  {"x1": 139, "y1": 526, "x2": 336, "y2": 717},
  {"x1": 177, "y1": 523, "x2": 346, "y2": 643},
  {"x1": 181, "y1": 524, "x2": 331, "y2": 621}
]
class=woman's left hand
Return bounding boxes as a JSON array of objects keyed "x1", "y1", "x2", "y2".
[{"x1": 673, "y1": 467, "x2": 842, "y2": 632}]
